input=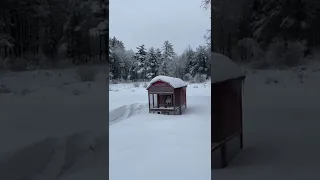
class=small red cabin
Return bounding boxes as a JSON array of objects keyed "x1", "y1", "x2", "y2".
[
  {"x1": 146, "y1": 76, "x2": 188, "y2": 115},
  {"x1": 211, "y1": 52, "x2": 246, "y2": 169}
]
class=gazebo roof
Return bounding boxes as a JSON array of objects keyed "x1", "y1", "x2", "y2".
[
  {"x1": 210, "y1": 52, "x2": 245, "y2": 83},
  {"x1": 146, "y1": 75, "x2": 188, "y2": 89}
]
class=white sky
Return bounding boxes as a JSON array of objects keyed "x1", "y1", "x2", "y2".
[{"x1": 109, "y1": 0, "x2": 210, "y2": 55}]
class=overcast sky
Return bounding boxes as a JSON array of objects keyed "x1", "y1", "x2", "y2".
[{"x1": 110, "y1": 0, "x2": 210, "y2": 55}]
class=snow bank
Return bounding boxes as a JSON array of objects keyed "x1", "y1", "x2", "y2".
[
  {"x1": 109, "y1": 103, "x2": 145, "y2": 126},
  {"x1": 211, "y1": 52, "x2": 245, "y2": 83},
  {"x1": 146, "y1": 75, "x2": 188, "y2": 89}
]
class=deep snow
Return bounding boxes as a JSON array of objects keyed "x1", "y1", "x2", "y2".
[
  {"x1": 213, "y1": 65, "x2": 320, "y2": 179},
  {"x1": 109, "y1": 82, "x2": 211, "y2": 180},
  {"x1": 2, "y1": 63, "x2": 320, "y2": 179},
  {"x1": 0, "y1": 67, "x2": 109, "y2": 180}
]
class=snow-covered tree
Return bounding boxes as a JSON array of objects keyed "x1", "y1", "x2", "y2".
[
  {"x1": 109, "y1": 37, "x2": 126, "y2": 80},
  {"x1": 108, "y1": 35, "x2": 210, "y2": 82},
  {"x1": 134, "y1": 44, "x2": 147, "y2": 80},
  {"x1": 145, "y1": 47, "x2": 159, "y2": 79},
  {"x1": 191, "y1": 45, "x2": 210, "y2": 77},
  {"x1": 251, "y1": 0, "x2": 315, "y2": 46},
  {"x1": 184, "y1": 46, "x2": 196, "y2": 74},
  {"x1": 159, "y1": 40, "x2": 175, "y2": 76}
]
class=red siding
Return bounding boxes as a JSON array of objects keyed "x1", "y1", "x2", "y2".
[
  {"x1": 174, "y1": 89, "x2": 181, "y2": 106},
  {"x1": 147, "y1": 79, "x2": 188, "y2": 115},
  {"x1": 152, "y1": 81, "x2": 170, "y2": 86},
  {"x1": 212, "y1": 77, "x2": 244, "y2": 143},
  {"x1": 148, "y1": 80, "x2": 174, "y2": 93}
]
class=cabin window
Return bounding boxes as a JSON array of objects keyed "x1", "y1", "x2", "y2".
[
  {"x1": 153, "y1": 94, "x2": 158, "y2": 108},
  {"x1": 149, "y1": 93, "x2": 173, "y2": 109},
  {"x1": 149, "y1": 94, "x2": 158, "y2": 108}
]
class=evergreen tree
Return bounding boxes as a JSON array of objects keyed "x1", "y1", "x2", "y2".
[
  {"x1": 191, "y1": 45, "x2": 210, "y2": 77},
  {"x1": 134, "y1": 44, "x2": 147, "y2": 80},
  {"x1": 251, "y1": 0, "x2": 315, "y2": 46},
  {"x1": 155, "y1": 48, "x2": 164, "y2": 75},
  {"x1": 145, "y1": 47, "x2": 158, "y2": 79},
  {"x1": 159, "y1": 40, "x2": 175, "y2": 76},
  {"x1": 184, "y1": 46, "x2": 196, "y2": 74},
  {"x1": 109, "y1": 37, "x2": 126, "y2": 80}
]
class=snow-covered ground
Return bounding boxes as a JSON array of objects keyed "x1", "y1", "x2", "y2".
[
  {"x1": 109, "y1": 82, "x2": 211, "y2": 180},
  {"x1": 213, "y1": 65, "x2": 320, "y2": 179},
  {"x1": 2, "y1": 63, "x2": 320, "y2": 179},
  {"x1": 0, "y1": 67, "x2": 109, "y2": 180}
]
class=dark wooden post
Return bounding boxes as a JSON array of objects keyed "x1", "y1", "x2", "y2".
[
  {"x1": 172, "y1": 90, "x2": 176, "y2": 115},
  {"x1": 152, "y1": 93, "x2": 155, "y2": 109},
  {"x1": 185, "y1": 87, "x2": 187, "y2": 109},
  {"x1": 148, "y1": 91, "x2": 150, "y2": 113},
  {"x1": 240, "y1": 78, "x2": 245, "y2": 149},
  {"x1": 221, "y1": 142, "x2": 227, "y2": 168}
]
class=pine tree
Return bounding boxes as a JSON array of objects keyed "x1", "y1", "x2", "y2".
[
  {"x1": 184, "y1": 46, "x2": 196, "y2": 75},
  {"x1": 159, "y1": 40, "x2": 175, "y2": 76},
  {"x1": 155, "y1": 48, "x2": 164, "y2": 75},
  {"x1": 191, "y1": 45, "x2": 210, "y2": 77},
  {"x1": 134, "y1": 44, "x2": 147, "y2": 80},
  {"x1": 251, "y1": 0, "x2": 315, "y2": 46},
  {"x1": 145, "y1": 47, "x2": 158, "y2": 79},
  {"x1": 109, "y1": 37, "x2": 126, "y2": 80},
  {"x1": 162, "y1": 40, "x2": 175, "y2": 61}
]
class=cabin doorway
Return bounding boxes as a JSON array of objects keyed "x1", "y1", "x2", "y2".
[{"x1": 149, "y1": 93, "x2": 173, "y2": 109}]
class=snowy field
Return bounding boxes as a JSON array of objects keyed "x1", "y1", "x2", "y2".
[
  {"x1": 0, "y1": 67, "x2": 109, "y2": 180},
  {"x1": 213, "y1": 64, "x2": 320, "y2": 179},
  {"x1": 109, "y1": 81, "x2": 211, "y2": 180},
  {"x1": 2, "y1": 63, "x2": 320, "y2": 179}
]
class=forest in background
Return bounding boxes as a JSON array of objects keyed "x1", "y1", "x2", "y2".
[
  {"x1": 109, "y1": 0, "x2": 211, "y2": 83},
  {"x1": 0, "y1": 0, "x2": 108, "y2": 71},
  {"x1": 109, "y1": 37, "x2": 211, "y2": 83},
  {"x1": 212, "y1": 0, "x2": 320, "y2": 69}
]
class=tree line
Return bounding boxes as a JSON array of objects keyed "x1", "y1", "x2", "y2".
[
  {"x1": 212, "y1": 0, "x2": 320, "y2": 68},
  {"x1": 0, "y1": 0, "x2": 108, "y2": 71},
  {"x1": 109, "y1": 37, "x2": 211, "y2": 83}
]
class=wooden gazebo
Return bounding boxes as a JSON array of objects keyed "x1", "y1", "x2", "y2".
[
  {"x1": 146, "y1": 76, "x2": 188, "y2": 115},
  {"x1": 211, "y1": 52, "x2": 246, "y2": 169}
]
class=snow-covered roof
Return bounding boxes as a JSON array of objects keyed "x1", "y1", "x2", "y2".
[
  {"x1": 211, "y1": 52, "x2": 245, "y2": 83},
  {"x1": 146, "y1": 75, "x2": 188, "y2": 89}
]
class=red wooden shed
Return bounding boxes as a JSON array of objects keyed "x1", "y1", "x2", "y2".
[
  {"x1": 146, "y1": 76, "x2": 188, "y2": 115},
  {"x1": 211, "y1": 52, "x2": 246, "y2": 169}
]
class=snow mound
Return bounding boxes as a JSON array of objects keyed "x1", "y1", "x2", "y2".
[
  {"x1": 109, "y1": 103, "x2": 145, "y2": 126},
  {"x1": 0, "y1": 131, "x2": 108, "y2": 180},
  {"x1": 146, "y1": 75, "x2": 187, "y2": 89},
  {"x1": 211, "y1": 52, "x2": 245, "y2": 83}
]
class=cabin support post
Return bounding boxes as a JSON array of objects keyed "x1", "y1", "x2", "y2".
[
  {"x1": 221, "y1": 142, "x2": 227, "y2": 168},
  {"x1": 152, "y1": 93, "x2": 155, "y2": 109},
  {"x1": 240, "y1": 79, "x2": 245, "y2": 149},
  {"x1": 148, "y1": 92, "x2": 150, "y2": 113}
]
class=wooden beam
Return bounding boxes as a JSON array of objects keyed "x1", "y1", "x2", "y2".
[
  {"x1": 152, "y1": 93, "x2": 155, "y2": 109},
  {"x1": 148, "y1": 91, "x2": 150, "y2": 112},
  {"x1": 173, "y1": 93, "x2": 176, "y2": 115}
]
